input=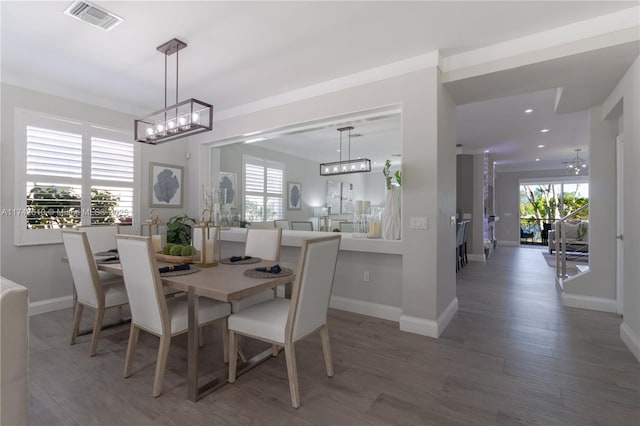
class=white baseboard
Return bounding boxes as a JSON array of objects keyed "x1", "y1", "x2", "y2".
[
  {"x1": 620, "y1": 323, "x2": 640, "y2": 363},
  {"x1": 499, "y1": 240, "x2": 518, "y2": 246},
  {"x1": 437, "y1": 297, "x2": 458, "y2": 333},
  {"x1": 399, "y1": 314, "x2": 438, "y2": 337},
  {"x1": 29, "y1": 295, "x2": 73, "y2": 316},
  {"x1": 399, "y1": 297, "x2": 458, "y2": 338},
  {"x1": 329, "y1": 295, "x2": 401, "y2": 322},
  {"x1": 467, "y1": 254, "x2": 485, "y2": 262},
  {"x1": 561, "y1": 293, "x2": 617, "y2": 313}
]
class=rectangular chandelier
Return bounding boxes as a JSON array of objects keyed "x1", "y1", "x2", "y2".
[
  {"x1": 134, "y1": 38, "x2": 213, "y2": 145},
  {"x1": 320, "y1": 158, "x2": 372, "y2": 176},
  {"x1": 319, "y1": 126, "x2": 372, "y2": 176},
  {"x1": 134, "y1": 98, "x2": 213, "y2": 144}
]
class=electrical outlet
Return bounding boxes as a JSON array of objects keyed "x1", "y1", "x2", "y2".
[
  {"x1": 410, "y1": 217, "x2": 428, "y2": 230},
  {"x1": 363, "y1": 271, "x2": 370, "y2": 282}
]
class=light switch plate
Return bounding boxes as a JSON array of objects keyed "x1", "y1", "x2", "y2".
[{"x1": 410, "y1": 217, "x2": 428, "y2": 230}]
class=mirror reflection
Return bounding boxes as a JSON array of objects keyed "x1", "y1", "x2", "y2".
[{"x1": 212, "y1": 111, "x2": 401, "y2": 233}]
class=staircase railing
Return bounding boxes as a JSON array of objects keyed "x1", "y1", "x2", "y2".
[{"x1": 555, "y1": 203, "x2": 589, "y2": 280}]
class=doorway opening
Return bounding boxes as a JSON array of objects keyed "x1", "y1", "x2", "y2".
[{"x1": 519, "y1": 180, "x2": 589, "y2": 246}]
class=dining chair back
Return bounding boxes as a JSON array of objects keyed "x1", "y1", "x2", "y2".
[
  {"x1": 339, "y1": 222, "x2": 354, "y2": 233},
  {"x1": 116, "y1": 235, "x2": 166, "y2": 335},
  {"x1": 62, "y1": 230, "x2": 129, "y2": 357},
  {"x1": 116, "y1": 234, "x2": 231, "y2": 397},
  {"x1": 74, "y1": 225, "x2": 118, "y2": 253},
  {"x1": 244, "y1": 228, "x2": 282, "y2": 261},
  {"x1": 228, "y1": 234, "x2": 341, "y2": 408},
  {"x1": 273, "y1": 219, "x2": 290, "y2": 230},
  {"x1": 291, "y1": 221, "x2": 314, "y2": 231},
  {"x1": 288, "y1": 235, "x2": 341, "y2": 341}
]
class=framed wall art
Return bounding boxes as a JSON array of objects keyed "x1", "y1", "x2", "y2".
[
  {"x1": 149, "y1": 162, "x2": 183, "y2": 208},
  {"x1": 287, "y1": 182, "x2": 302, "y2": 210},
  {"x1": 219, "y1": 171, "x2": 237, "y2": 208}
]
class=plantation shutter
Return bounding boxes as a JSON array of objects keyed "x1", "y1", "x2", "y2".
[{"x1": 243, "y1": 157, "x2": 284, "y2": 222}]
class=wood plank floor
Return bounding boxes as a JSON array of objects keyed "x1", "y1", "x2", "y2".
[{"x1": 29, "y1": 246, "x2": 639, "y2": 425}]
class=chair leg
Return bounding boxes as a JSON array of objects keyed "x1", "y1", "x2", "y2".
[
  {"x1": 222, "y1": 318, "x2": 229, "y2": 364},
  {"x1": 228, "y1": 330, "x2": 237, "y2": 383},
  {"x1": 123, "y1": 325, "x2": 140, "y2": 378},
  {"x1": 284, "y1": 341, "x2": 300, "y2": 409},
  {"x1": 198, "y1": 326, "x2": 205, "y2": 348},
  {"x1": 70, "y1": 303, "x2": 84, "y2": 345},
  {"x1": 89, "y1": 306, "x2": 105, "y2": 357},
  {"x1": 272, "y1": 344, "x2": 279, "y2": 357},
  {"x1": 152, "y1": 335, "x2": 171, "y2": 398},
  {"x1": 319, "y1": 325, "x2": 334, "y2": 378}
]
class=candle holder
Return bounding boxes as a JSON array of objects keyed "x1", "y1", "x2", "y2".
[
  {"x1": 140, "y1": 209, "x2": 166, "y2": 252},
  {"x1": 191, "y1": 223, "x2": 220, "y2": 267}
]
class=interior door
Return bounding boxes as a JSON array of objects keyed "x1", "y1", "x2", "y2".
[{"x1": 616, "y1": 134, "x2": 624, "y2": 315}]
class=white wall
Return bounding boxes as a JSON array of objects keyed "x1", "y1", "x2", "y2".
[
  {"x1": 603, "y1": 56, "x2": 640, "y2": 362},
  {"x1": 563, "y1": 106, "x2": 617, "y2": 304},
  {"x1": 0, "y1": 84, "x2": 187, "y2": 309},
  {"x1": 189, "y1": 67, "x2": 458, "y2": 337}
]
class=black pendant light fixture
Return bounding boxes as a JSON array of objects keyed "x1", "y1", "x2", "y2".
[
  {"x1": 319, "y1": 126, "x2": 371, "y2": 176},
  {"x1": 134, "y1": 38, "x2": 213, "y2": 144}
]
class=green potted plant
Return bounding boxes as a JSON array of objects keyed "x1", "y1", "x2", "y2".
[
  {"x1": 166, "y1": 214, "x2": 196, "y2": 245},
  {"x1": 382, "y1": 160, "x2": 402, "y2": 239}
]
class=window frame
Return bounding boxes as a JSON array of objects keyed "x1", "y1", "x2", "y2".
[
  {"x1": 242, "y1": 155, "x2": 284, "y2": 223},
  {"x1": 13, "y1": 108, "x2": 136, "y2": 246}
]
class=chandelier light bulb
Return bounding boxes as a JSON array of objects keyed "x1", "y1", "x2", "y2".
[
  {"x1": 178, "y1": 116, "x2": 187, "y2": 126},
  {"x1": 167, "y1": 120, "x2": 176, "y2": 129},
  {"x1": 146, "y1": 127, "x2": 154, "y2": 136},
  {"x1": 156, "y1": 124, "x2": 164, "y2": 133},
  {"x1": 192, "y1": 112, "x2": 200, "y2": 123}
]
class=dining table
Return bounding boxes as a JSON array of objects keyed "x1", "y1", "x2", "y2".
[{"x1": 97, "y1": 258, "x2": 295, "y2": 402}]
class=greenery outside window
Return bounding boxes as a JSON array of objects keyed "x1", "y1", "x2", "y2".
[{"x1": 13, "y1": 109, "x2": 134, "y2": 245}]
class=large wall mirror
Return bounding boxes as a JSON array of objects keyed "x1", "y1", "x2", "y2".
[{"x1": 209, "y1": 108, "x2": 402, "y2": 231}]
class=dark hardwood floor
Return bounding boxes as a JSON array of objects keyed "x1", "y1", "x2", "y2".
[{"x1": 29, "y1": 246, "x2": 639, "y2": 425}]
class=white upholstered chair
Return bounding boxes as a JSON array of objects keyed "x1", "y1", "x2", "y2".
[
  {"x1": 230, "y1": 228, "x2": 282, "y2": 313},
  {"x1": 116, "y1": 235, "x2": 231, "y2": 397},
  {"x1": 62, "y1": 230, "x2": 130, "y2": 357},
  {"x1": 228, "y1": 234, "x2": 341, "y2": 408},
  {"x1": 291, "y1": 221, "x2": 314, "y2": 231},
  {"x1": 274, "y1": 219, "x2": 290, "y2": 230},
  {"x1": 339, "y1": 222, "x2": 354, "y2": 233},
  {"x1": 74, "y1": 225, "x2": 121, "y2": 283}
]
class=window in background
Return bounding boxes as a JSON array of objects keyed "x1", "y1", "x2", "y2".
[
  {"x1": 243, "y1": 156, "x2": 283, "y2": 222},
  {"x1": 15, "y1": 110, "x2": 134, "y2": 245}
]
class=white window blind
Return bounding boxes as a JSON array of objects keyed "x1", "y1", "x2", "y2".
[
  {"x1": 243, "y1": 156, "x2": 284, "y2": 223},
  {"x1": 16, "y1": 110, "x2": 135, "y2": 245}
]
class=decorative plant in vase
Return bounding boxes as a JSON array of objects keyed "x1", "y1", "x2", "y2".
[{"x1": 382, "y1": 160, "x2": 402, "y2": 240}]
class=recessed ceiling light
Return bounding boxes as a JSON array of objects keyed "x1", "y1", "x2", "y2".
[
  {"x1": 537, "y1": 144, "x2": 545, "y2": 148},
  {"x1": 337, "y1": 149, "x2": 341, "y2": 152},
  {"x1": 535, "y1": 158, "x2": 540, "y2": 162},
  {"x1": 524, "y1": 108, "x2": 534, "y2": 114},
  {"x1": 540, "y1": 128, "x2": 550, "y2": 133},
  {"x1": 483, "y1": 149, "x2": 490, "y2": 153}
]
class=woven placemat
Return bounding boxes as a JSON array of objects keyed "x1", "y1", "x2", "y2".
[
  {"x1": 95, "y1": 251, "x2": 118, "y2": 257},
  {"x1": 160, "y1": 265, "x2": 201, "y2": 277},
  {"x1": 96, "y1": 257, "x2": 120, "y2": 264},
  {"x1": 244, "y1": 267, "x2": 293, "y2": 278},
  {"x1": 220, "y1": 256, "x2": 262, "y2": 265}
]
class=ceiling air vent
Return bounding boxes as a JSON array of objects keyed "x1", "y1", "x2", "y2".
[{"x1": 64, "y1": 1, "x2": 123, "y2": 32}]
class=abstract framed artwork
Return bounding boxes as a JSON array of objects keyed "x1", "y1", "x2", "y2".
[
  {"x1": 219, "y1": 171, "x2": 237, "y2": 208},
  {"x1": 149, "y1": 162, "x2": 183, "y2": 208},
  {"x1": 287, "y1": 182, "x2": 302, "y2": 210}
]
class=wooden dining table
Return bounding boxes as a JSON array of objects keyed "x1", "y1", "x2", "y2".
[{"x1": 98, "y1": 259, "x2": 295, "y2": 402}]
